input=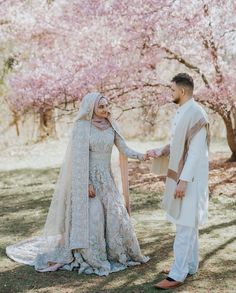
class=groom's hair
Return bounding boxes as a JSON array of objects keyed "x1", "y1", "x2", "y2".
[{"x1": 171, "y1": 73, "x2": 194, "y2": 93}]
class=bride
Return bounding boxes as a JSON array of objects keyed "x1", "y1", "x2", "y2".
[{"x1": 6, "y1": 92, "x2": 149, "y2": 276}]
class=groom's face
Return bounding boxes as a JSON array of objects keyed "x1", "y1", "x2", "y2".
[{"x1": 171, "y1": 82, "x2": 182, "y2": 104}]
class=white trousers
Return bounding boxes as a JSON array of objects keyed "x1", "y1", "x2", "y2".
[{"x1": 168, "y1": 224, "x2": 199, "y2": 282}]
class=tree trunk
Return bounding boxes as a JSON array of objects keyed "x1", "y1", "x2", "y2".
[
  {"x1": 38, "y1": 108, "x2": 57, "y2": 140},
  {"x1": 141, "y1": 105, "x2": 156, "y2": 136},
  {"x1": 13, "y1": 111, "x2": 20, "y2": 136},
  {"x1": 222, "y1": 112, "x2": 236, "y2": 162},
  {"x1": 202, "y1": 100, "x2": 236, "y2": 162}
]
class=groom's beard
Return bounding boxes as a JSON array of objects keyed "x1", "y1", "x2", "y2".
[{"x1": 173, "y1": 97, "x2": 180, "y2": 104}]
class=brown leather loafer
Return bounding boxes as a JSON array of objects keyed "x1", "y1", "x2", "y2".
[{"x1": 154, "y1": 278, "x2": 183, "y2": 290}]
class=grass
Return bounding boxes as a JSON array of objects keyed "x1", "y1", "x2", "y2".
[{"x1": 0, "y1": 167, "x2": 236, "y2": 293}]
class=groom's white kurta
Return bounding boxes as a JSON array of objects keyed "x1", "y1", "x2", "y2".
[
  {"x1": 166, "y1": 99, "x2": 209, "y2": 228},
  {"x1": 152, "y1": 98, "x2": 209, "y2": 282}
]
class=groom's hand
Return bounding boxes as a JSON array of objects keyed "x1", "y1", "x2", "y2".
[{"x1": 174, "y1": 180, "x2": 188, "y2": 199}]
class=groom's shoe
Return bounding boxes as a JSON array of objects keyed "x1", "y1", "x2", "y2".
[{"x1": 154, "y1": 277, "x2": 183, "y2": 290}]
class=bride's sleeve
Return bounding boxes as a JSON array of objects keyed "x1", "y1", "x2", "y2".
[{"x1": 114, "y1": 132, "x2": 145, "y2": 160}]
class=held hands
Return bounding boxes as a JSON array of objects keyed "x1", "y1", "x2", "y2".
[
  {"x1": 141, "y1": 148, "x2": 163, "y2": 160},
  {"x1": 146, "y1": 148, "x2": 163, "y2": 159},
  {"x1": 174, "y1": 180, "x2": 188, "y2": 199},
  {"x1": 88, "y1": 184, "x2": 96, "y2": 198}
]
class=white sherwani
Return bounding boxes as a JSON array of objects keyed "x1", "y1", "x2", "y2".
[
  {"x1": 166, "y1": 99, "x2": 209, "y2": 228},
  {"x1": 156, "y1": 98, "x2": 209, "y2": 282}
]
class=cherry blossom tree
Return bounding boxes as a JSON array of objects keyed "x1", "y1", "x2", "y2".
[{"x1": 1, "y1": 0, "x2": 236, "y2": 159}]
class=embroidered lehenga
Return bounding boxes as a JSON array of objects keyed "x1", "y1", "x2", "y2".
[{"x1": 6, "y1": 92, "x2": 149, "y2": 276}]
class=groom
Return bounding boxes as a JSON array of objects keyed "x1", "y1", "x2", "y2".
[{"x1": 147, "y1": 73, "x2": 210, "y2": 290}]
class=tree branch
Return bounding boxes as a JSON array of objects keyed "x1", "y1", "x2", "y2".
[{"x1": 152, "y1": 43, "x2": 210, "y2": 88}]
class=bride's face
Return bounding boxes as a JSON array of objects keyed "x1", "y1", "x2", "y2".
[{"x1": 95, "y1": 97, "x2": 109, "y2": 118}]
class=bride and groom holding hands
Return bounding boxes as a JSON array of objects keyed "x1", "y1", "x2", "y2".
[{"x1": 6, "y1": 73, "x2": 210, "y2": 290}]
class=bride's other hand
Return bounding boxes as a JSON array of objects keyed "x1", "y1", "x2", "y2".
[{"x1": 88, "y1": 184, "x2": 96, "y2": 198}]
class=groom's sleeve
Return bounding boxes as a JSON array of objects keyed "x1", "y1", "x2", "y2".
[{"x1": 179, "y1": 127, "x2": 207, "y2": 182}]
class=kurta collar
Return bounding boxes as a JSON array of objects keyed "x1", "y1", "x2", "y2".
[{"x1": 177, "y1": 98, "x2": 194, "y2": 115}]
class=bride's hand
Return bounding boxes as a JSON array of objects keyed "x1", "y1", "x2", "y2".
[
  {"x1": 143, "y1": 153, "x2": 149, "y2": 161},
  {"x1": 88, "y1": 184, "x2": 96, "y2": 198}
]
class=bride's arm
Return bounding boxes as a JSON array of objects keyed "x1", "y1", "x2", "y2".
[{"x1": 114, "y1": 132, "x2": 146, "y2": 160}]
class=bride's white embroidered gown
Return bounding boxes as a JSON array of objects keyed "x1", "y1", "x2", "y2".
[{"x1": 6, "y1": 124, "x2": 149, "y2": 276}]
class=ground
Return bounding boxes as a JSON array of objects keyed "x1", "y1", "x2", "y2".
[{"x1": 0, "y1": 140, "x2": 235, "y2": 293}]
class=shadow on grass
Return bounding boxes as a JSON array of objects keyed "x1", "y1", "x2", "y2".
[
  {"x1": 0, "y1": 191, "x2": 52, "y2": 217},
  {"x1": 200, "y1": 218, "x2": 236, "y2": 235},
  {"x1": 200, "y1": 236, "x2": 236, "y2": 268},
  {"x1": 130, "y1": 189, "x2": 162, "y2": 212},
  {"x1": 1, "y1": 167, "x2": 236, "y2": 293},
  {"x1": 0, "y1": 234, "x2": 173, "y2": 293}
]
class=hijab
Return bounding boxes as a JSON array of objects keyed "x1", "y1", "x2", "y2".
[{"x1": 91, "y1": 96, "x2": 111, "y2": 130}]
